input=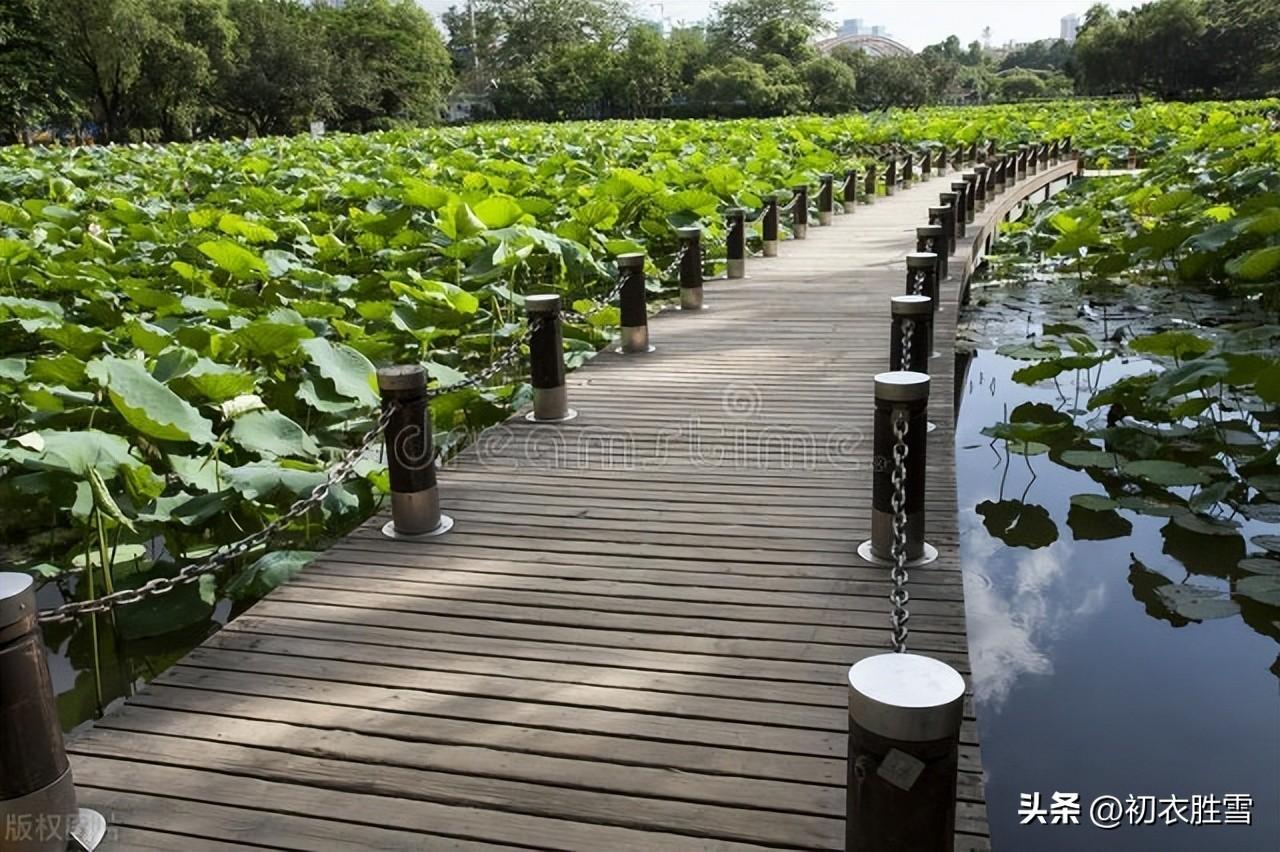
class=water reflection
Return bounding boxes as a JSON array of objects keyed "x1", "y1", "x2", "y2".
[{"x1": 957, "y1": 346, "x2": 1280, "y2": 852}]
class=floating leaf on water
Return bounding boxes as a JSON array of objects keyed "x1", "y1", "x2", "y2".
[
  {"x1": 1238, "y1": 501, "x2": 1280, "y2": 523},
  {"x1": 1129, "y1": 330, "x2": 1213, "y2": 360},
  {"x1": 225, "y1": 550, "x2": 319, "y2": 601},
  {"x1": 1238, "y1": 558, "x2": 1280, "y2": 577},
  {"x1": 1236, "y1": 575, "x2": 1280, "y2": 608},
  {"x1": 1121, "y1": 459, "x2": 1210, "y2": 487},
  {"x1": 1070, "y1": 493, "x2": 1120, "y2": 511},
  {"x1": 1252, "y1": 535, "x2": 1280, "y2": 554},
  {"x1": 1172, "y1": 512, "x2": 1241, "y2": 536},
  {"x1": 1059, "y1": 449, "x2": 1123, "y2": 469},
  {"x1": 1155, "y1": 583, "x2": 1241, "y2": 621}
]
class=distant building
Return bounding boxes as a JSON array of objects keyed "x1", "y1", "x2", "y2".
[
  {"x1": 1061, "y1": 14, "x2": 1079, "y2": 43},
  {"x1": 838, "y1": 19, "x2": 865, "y2": 37}
]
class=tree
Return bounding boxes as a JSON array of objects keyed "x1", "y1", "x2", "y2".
[
  {"x1": 856, "y1": 56, "x2": 931, "y2": 110},
  {"x1": 997, "y1": 71, "x2": 1047, "y2": 101},
  {"x1": 609, "y1": 25, "x2": 675, "y2": 118},
  {"x1": 1129, "y1": 0, "x2": 1207, "y2": 97},
  {"x1": 321, "y1": 0, "x2": 453, "y2": 130},
  {"x1": 690, "y1": 55, "x2": 803, "y2": 118},
  {"x1": 1201, "y1": 0, "x2": 1280, "y2": 96},
  {"x1": 0, "y1": 0, "x2": 72, "y2": 142},
  {"x1": 134, "y1": 0, "x2": 236, "y2": 140},
  {"x1": 1072, "y1": 4, "x2": 1140, "y2": 96},
  {"x1": 999, "y1": 39, "x2": 1071, "y2": 73},
  {"x1": 46, "y1": 0, "x2": 156, "y2": 141},
  {"x1": 707, "y1": 0, "x2": 831, "y2": 62},
  {"x1": 221, "y1": 0, "x2": 332, "y2": 137},
  {"x1": 799, "y1": 55, "x2": 856, "y2": 114}
]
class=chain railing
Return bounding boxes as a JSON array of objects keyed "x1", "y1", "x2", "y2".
[
  {"x1": 887, "y1": 407, "x2": 912, "y2": 653},
  {"x1": 37, "y1": 404, "x2": 397, "y2": 624}
]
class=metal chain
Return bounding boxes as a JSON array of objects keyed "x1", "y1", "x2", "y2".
[
  {"x1": 888, "y1": 408, "x2": 911, "y2": 653},
  {"x1": 911, "y1": 269, "x2": 926, "y2": 296},
  {"x1": 899, "y1": 318, "x2": 915, "y2": 373},
  {"x1": 37, "y1": 405, "x2": 397, "y2": 624},
  {"x1": 432, "y1": 329, "x2": 532, "y2": 394}
]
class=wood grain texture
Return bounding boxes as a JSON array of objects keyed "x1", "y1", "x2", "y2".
[{"x1": 68, "y1": 163, "x2": 1042, "y2": 850}]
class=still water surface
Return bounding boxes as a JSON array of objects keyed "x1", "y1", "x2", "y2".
[{"x1": 957, "y1": 278, "x2": 1280, "y2": 851}]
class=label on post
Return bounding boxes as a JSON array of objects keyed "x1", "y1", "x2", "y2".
[{"x1": 877, "y1": 748, "x2": 927, "y2": 792}]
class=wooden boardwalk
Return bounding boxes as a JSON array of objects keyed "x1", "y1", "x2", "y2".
[{"x1": 64, "y1": 165, "x2": 1073, "y2": 851}]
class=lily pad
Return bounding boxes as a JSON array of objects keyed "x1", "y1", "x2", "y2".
[
  {"x1": 1236, "y1": 575, "x2": 1280, "y2": 607},
  {"x1": 1238, "y1": 558, "x2": 1280, "y2": 577},
  {"x1": 1067, "y1": 504, "x2": 1132, "y2": 541},
  {"x1": 1059, "y1": 449, "x2": 1123, "y2": 469},
  {"x1": 977, "y1": 500, "x2": 1059, "y2": 549},
  {"x1": 1121, "y1": 459, "x2": 1210, "y2": 487},
  {"x1": 1155, "y1": 583, "x2": 1241, "y2": 621},
  {"x1": 1252, "y1": 535, "x2": 1280, "y2": 554},
  {"x1": 1172, "y1": 512, "x2": 1241, "y2": 536}
]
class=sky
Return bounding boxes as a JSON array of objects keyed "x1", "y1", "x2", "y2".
[{"x1": 418, "y1": 1, "x2": 1152, "y2": 53}]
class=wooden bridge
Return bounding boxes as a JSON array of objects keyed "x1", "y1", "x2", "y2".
[{"x1": 65, "y1": 158, "x2": 1078, "y2": 851}]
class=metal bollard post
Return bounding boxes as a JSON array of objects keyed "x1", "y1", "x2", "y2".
[
  {"x1": 916, "y1": 225, "x2": 948, "y2": 285},
  {"x1": 863, "y1": 165, "x2": 877, "y2": 204},
  {"x1": 842, "y1": 170, "x2": 859, "y2": 214},
  {"x1": 1027, "y1": 143, "x2": 1038, "y2": 176},
  {"x1": 884, "y1": 160, "x2": 896, "y2": 196},
  {"x1": 1062, "y1": 136, "x2": 1072, "y2": 157},
  {"x1": 928, "y1": 205, "x2": 955, "y2": 257},
  {"x1": 948, "y1": 183, "x2": 968, "y2": 238},
  {"x1": 987, "y1": 139, "x2": 997, "y2": 160},
  {"x1": 993, "y1": 158, "x2": 1006, "y2": 194},
  {"x1": 846, "y1": 652, "x2": 965, "y2": 852},
  {"x1": 902, "y1": 154, "x2": 913, "y2": 186},
  {"x1": 818, "y1": 174, "x2": 835, "y2": 226},
  {"x1": 1049, "y1": 140, "x2": 1059, "y2": 165},
  {"x1": 617, "y1": 253, "x2": 652, "y2": 353},
  {"x1": 890, "y1": 295, "x2": 933, "y2": 374},
  {"x1": 921, "y1": 150, "x2": 932, "y2": 180},
  {"x1": 972, "y1": 165, "x2": 988, "y2": 211},
  {"x1": 762, "y1": 197, "x2": 780, "y2": 257},
  {"x1": 1039, "y1": 142, "x2": 1049, "y2": 170},
  {"x1": 525, "y1": 294, "x2": 576, "y2": 422},
  {"x1": 1, "y1": 574, "x2": 107, "y2": 852},
  {"x1": 960, "y1": 173, "x2": 977, "y2": 224},
  {"x1": 379, "y1": 365, "x2": 453, "y2": 538},
  {"x1": 1017, "y1": 145, "x2": 1029, "y2": 179},
  {"x1": 1004, "y1": 153, "x2": 1016, "y2": 187},
  {"x1": 857, "y1": 371, "x2": 938, "y2": 567},
  {"x1": 678, "y1": 228, "x2": 703, "y2": 310},
  {"x1": 726, "y1": 207, "x2": 746, "y2": 279},
  {"x1": 951, "y1": 144, "x2": 962, "y2": 172},
  {"x1": 790, "y1": 187, "x2": 809, "y2": 240},
  {"x1": 967, "y1": 141, "x2": 978, "y2": 164}
]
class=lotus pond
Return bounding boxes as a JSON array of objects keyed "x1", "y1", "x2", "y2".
[{"x1": 957, "y1": 212, "x2": 1280, "y2": 847}]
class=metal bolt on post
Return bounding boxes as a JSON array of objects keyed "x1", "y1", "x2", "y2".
[
  {"x1": 817, "y1": 174, "x2": 835, "y2": 226},
  {"x1": 762, "y1": 197, "x2": 780, "y2": 257},
  {"x1": 928, "y1": 205, "x2": 955, "y2": 258},
  {"x1": 842, "y1": 170, "x2": 859, "y2": 214},
  {"x1": 846, "y1": 652, "x2": 965, "y2": 852},
  {"x1": 916, "y1": 225, "x2": 948, "y2": 287},
  {"x1": 858, "y1": 371, "x2": 938, "y2": 568},
  {"x1": 791, "y1": 187, "x2": 809, "y2": 240},
  {"x1": 378, "y1": 364, "x2": 453, "y2": 538},
  {"x1": 678, "y1": 228, "x2": 704, "y2": 310},
  {"x1": 525, "y1": 294, "x2": 576, "y2": 422},
  {"x1": 1, "y1": 573, "x2": 108, "y2": 852},
  {"x1": 617, "y1": 252, "x2": 653, "y2": 353}
]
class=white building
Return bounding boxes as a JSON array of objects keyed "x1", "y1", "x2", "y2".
[{"x1": 1060, "y1": 14, "x2": 1079, "y2": 43}]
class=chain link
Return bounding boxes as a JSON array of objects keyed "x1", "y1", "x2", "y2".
[
  {"x1": 432, "y1": 329, "x2": 531, "y2": 395},
  {"x1": 888, "y1": 407, "x2": 911, "y2": 653},
  {"x1": 37, "y1": 405, "x2": 397, "y2": 624},
  {"x1": 910, "y1": 269, "x2": 926, "y2": 296},
  {"x1": 899, "y1": 318, "x2": 915, "y2": 373}
]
